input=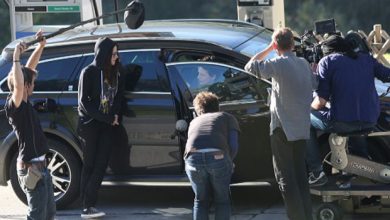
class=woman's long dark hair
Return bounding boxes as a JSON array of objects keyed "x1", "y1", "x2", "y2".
[{"x1": 103, "y1": 45, "x2": 119, "y2": 87}]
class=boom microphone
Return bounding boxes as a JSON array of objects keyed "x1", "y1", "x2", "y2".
[
  {"x1": 25, "y1": 0, "x2": 145, "y2": 47},
  {"x1": 124, "y1": 0, "x2": 145, "y2": 29}
]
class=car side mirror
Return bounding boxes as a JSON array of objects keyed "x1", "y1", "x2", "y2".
[
  {"x1": 33, "y1": 98, "x2": 57, "y2": 113},
  {"x1": 170, "y1": 120, "x2": 188, "y2": 140},
  {"x1": 176, "y1": 119, "x2": 188, "y2": 132}
]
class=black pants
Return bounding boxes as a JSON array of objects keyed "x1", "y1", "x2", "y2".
[
  {"x1": 78, "y1": 119, "x2": 113, "y2": 209},
  {"x1": 271, "y1": 128, "x2": 313, "y2": 220},
  {"x1": 108, "y1": 124, "x2": 131, "y2": 174}
]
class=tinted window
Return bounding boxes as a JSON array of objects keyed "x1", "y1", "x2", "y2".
[
  {"x1": 0, "y1": 56, "x2": 11, "y2": 76},
  {"x1": 120, "y1": 50, "x2": 167, "y2": 92},
  {"x1": 235, "y1": 30, "x2": 275, "y2": 58},
  {"x1": 0, "y1": 58, "x2": 12, "y2": 91},
  {"x1": 0, "y1": 56, "x2": 81, "y2": 92},
  {"x1": 167, "y1": 63, "x2": 269, "y2": 103},
  {"x1": 76, "y1": 51, "x2": 168, "y2": 92},
  {"x1": 34, "y1": 57, "x2": 81, "y2": 91}
]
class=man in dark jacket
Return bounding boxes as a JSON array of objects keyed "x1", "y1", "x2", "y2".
[
  {"x1": 78, "y1": 37, "x2": 124, "y2": 219},
  {"x1": 306, "y1": 35, "x2": 390, "y2": 186}
]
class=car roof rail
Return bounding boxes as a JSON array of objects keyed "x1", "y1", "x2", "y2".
[{"x1": 152, "y1": 18, "x2": 266, "y2": 29}]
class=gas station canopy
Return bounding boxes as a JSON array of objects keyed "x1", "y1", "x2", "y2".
[
  {"x1": 7, "y1": 0, "x2": 88, "y2": 40},
  {"x1": 14, "y1": 0, "x2": 81, "y2": 13}
]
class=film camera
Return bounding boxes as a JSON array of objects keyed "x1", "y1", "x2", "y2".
[
  {"x1": 295, "y1": 19, "x2": 370, "y2": 64},
  {"x1": 294, "y1": 19, "x2": 337, "y2": 64}
]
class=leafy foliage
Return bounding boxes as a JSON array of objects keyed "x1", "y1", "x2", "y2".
[
  {"x1": 287, "y1": 0, "x2": 390, "y2": 36},
  {"x1": 0, "y1": 1, "x2": 11, "y2": 50}
]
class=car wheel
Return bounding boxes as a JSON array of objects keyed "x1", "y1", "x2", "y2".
[
  {"x1": 9, "y1": 138, "x2": 81, "y2": 209},
  {"x1": 315, "y1": 202, "x2": 344, "y2": 220}
]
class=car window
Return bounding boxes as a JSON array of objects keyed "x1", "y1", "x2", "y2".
[
  {"x1": 167, "y1": 63, "x2": 269, "y2": 103},
  {"x1": 0, "y1": 58, "x2": 13, "y2": 92},
  {"x1": 0, "y1": 56, "x2": 12, "y2": 83},
  {"x1": 76, "y1": 50, "x2": 168, "y2": 92},
  {"x1": 235, "y1": 30, "x2": 276, "y2": 58},
  {"x1": 1, "y1": 56, "x2": 81, "y2": 92},
  {"x1": 120, "y1": 50, "x2": 167, "y2": 92}
]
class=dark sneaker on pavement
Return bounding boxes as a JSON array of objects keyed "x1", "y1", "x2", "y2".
[
  {"x1": 308, "y1": 171, "x2": 328, "y2": 186},
  {"x1": 81, "y1": 207, "x2": 105, "y2": 219}
]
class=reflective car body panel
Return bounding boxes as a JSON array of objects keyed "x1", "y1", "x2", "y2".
[
  {"x1": 1, "y1": 20, "x2": 389, "y2": 208},
  {"x1": 0, "y1": 20, "x2": 276, "y2": 190}
]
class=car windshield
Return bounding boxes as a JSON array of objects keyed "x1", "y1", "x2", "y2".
[{"x1": 235, "y1": 29, "x2": 277, "y2": 59}]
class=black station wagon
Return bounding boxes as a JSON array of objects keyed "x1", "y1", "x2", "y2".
[{"x1": 1, "y1": 19, "x2": 390, "y2": 209}]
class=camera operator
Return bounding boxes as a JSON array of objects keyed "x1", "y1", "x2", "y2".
[{"x1": 306, "y1": 35, "x2": 390, "y2": 186}]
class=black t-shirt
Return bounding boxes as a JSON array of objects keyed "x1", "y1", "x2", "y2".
[
  {"x1": 185, "y1": 112, "x2": 240, "y2": 155},
  {"x1": 5, "y1": 95, "x2": 49, "y2": 162}
]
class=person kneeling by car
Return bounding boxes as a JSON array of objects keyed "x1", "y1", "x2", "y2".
[
  {"x1": 5, "y1": 30, "x2": 56, "y2": 220},
  {"x1": 184, "y1": 91, "x2": 240, "y2": 220}
]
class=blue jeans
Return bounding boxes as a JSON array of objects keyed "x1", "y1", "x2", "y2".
[
  {"x1": 185, "y1": 152, "x2": 233, "y2": 220},
  {"x1": 306, "y1": 110, "x2": 375, "y2": 173},
  {"x1": 17, "y1": 168, "x2": 56, "y2": 220}
]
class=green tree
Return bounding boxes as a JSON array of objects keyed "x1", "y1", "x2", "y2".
[
  {"x1": 33, "y1": 13, "x2": 80, "y2": 25},
  {"x1": 284, "y1": 0, "x2": 390, "y2": 35},
  {"x1": 103, "y1": 0, "x2": 236, "y2": 23}
]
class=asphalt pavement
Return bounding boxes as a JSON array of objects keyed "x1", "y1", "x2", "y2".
[{"x1": 0, "y1": 182, "x2": 389, "y2": 219}]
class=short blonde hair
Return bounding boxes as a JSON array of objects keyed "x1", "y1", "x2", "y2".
[
  {"x1": 272, "y1": 27, "x2": 294, "y2": 51},
  {"x1": 193, "y1": 91, "x2": 219, "y2": 115}
]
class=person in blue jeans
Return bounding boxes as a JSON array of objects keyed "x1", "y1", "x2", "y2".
[
  {"x1": 5, "y1": 30, "x2": 56, "y2": 219},
  {"x1": 17, "y1": 169, "x2": 56, "y2": 220},
  {"x1": 184, "y1": 91, "x2": 240, "y2": 220},
  {"x1": 307, "y1": 35, "x2": 390, "y2": 186}
]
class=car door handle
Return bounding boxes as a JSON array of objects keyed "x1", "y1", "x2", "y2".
[{"x1": 33, "y1": 98, "x2": 58, "y2": 113}]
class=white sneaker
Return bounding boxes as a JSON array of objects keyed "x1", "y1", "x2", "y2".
[
  {"x1": 308, "y1": 171, "x2": 328, "y2": 186},
  {"x1": 81, "y1": 207, "x2": 105, "y2": 219}
]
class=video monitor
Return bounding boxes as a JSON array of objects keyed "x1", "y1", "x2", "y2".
[{"x1": 315, "y1": 19, "x2": 336, "y2": 35}]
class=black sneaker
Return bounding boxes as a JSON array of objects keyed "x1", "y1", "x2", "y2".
[
  {"x1": 308, "y1": 171, "x2": 328, "y2": 186},
  {"x1": 81, "y1": 207, "x2": 105, "y2": 219}
]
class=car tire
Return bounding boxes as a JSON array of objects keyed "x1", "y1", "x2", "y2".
[
  {"x1": 9, "y1": 138, "x2": 81, "y2": 209},
  {"x1": 315, "y1": 202, "x2": 344, "y2": 220}
]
